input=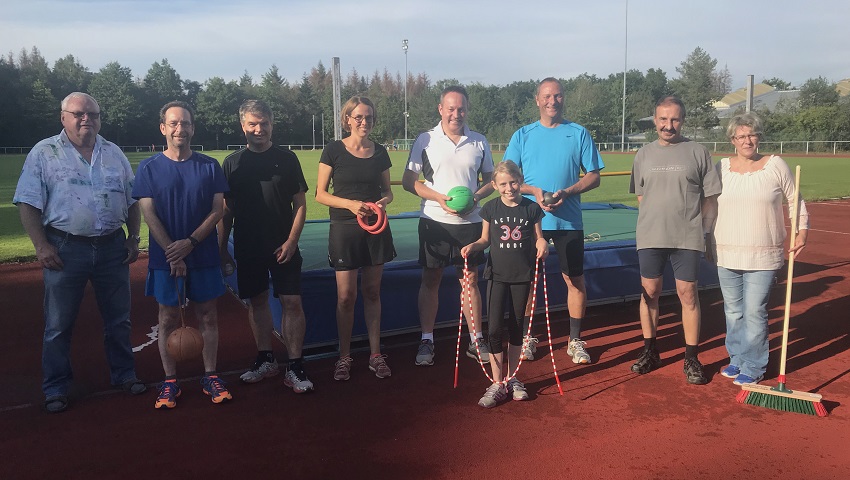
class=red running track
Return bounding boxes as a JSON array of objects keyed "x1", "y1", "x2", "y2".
[{"x1": 1, "y1": 201, "x2": 849, "y2": 479}]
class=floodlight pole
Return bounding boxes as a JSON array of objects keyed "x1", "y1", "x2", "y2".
[
  {"x1": 403, "y1": 39, "x2": 409, "y2": 148},
  {"x1": 620, "y1": 0, "x2": 628, "y2": 152}
]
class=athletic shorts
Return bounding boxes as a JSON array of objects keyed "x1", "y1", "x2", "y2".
[
  {"x1": 543, "y1": 230, "x2": 584, "y2": 277},
  {"x1": 146, "y1": 267, "x2": 225, "y2": 306},
  {"x1": 418, "y1": 217, "x2": 485, "y2": 268},
  {"x1": 328, "y1": 221, "x2": 396, "y2": 271},
  {"x1": 236, "y1": 252, "x2": 303, "y2": 299},
  {"x1": 638, "y1": 248, "x2": 701, "y2": 282}
]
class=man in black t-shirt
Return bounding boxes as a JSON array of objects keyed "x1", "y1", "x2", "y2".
[{"x1": 218, "y1": 100, "x2": 314, "y2": 393}]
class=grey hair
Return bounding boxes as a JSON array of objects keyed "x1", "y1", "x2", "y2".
[
  {"x1": 61, "y1": 92, "x2": 98, "y2": 111},
  {"x1": 239, "y1": 99, "x2": 274, "y2": 124},
  {"x1": 726, "y1": 112, "x2": 763, "y2": 139}
]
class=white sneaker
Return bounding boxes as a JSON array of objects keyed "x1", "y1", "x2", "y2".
[
  {"x1": 240, "y1": 360, "x2": 280, "y2": 383},
  {"x1": 478, "y1": 382, "x2": 508, "y2": 408},
  {"x1": 284, "y1": 369, "x2": 315, "y2": 393},
  {"x1": 507, "y1": 378, "x2": 529, "y2": 401},
  {"x1": 566, "y1": 338, "x2": 591, "y2": 364},
  {"x1": 522, "y1": 336, "x2": 539, "y2": 361}
]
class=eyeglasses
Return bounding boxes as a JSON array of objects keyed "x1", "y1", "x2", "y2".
[
  {"x1": 348, "y1": 115, "x2": 374, "y2": 125},
  {"x1": 732, "y1": 134, "x2": 759, "y2": 142},
  {"x1": 63, "y1": 110, "x2": 100, "y2": 120},
  {"x1": 164, "y1": 121, "x2": 193, "y2": 128}
]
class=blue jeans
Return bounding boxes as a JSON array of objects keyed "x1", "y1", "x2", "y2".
[
  {"x1": 42, "y1": 230, "x2": 137, "y2": 398},
  {"x1": 717, "y1": 266, "x2": 777, "y2": 378}
]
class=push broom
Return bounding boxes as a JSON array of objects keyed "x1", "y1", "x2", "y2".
[{"x1": 736, "y1": 165, "x2": 827, "y2": 417}]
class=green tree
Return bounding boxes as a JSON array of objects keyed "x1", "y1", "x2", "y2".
[
  {"x1": 49, "y1": 54, "x2": 92, "y2": 100},
  {"x1": 0, "y1": 55, "x2": 25, "y2": 146},
  {"x1": 88, "y1": 61, "x2": 138, "y2": 144},
  {"x1": 144, "y1": 59, "x2": 184, "y2": 102},
  {"x1": 669, "y1": 47, "x2": 723, "y2": 138},
  {"x1": 21, "y1": 79, "x2": 59, "y2": 145},
  {"x1": 799, "y1": 76, "x2": 839, "y2": 108},
  {"x1": 196, "y1": 77, "x2": 240, "y2": 149},
  {"x1": 18, "y1": 46, "x2": 50, "y2": 85},
  {"x1": 762, "y1": 77, "x2": 793, "y2": 90}
]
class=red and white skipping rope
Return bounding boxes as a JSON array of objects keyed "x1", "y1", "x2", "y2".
[
  {"x1": 453, "y1": 257, "x2": 563, "y2": 396},
  {"x1": 356, "y1": 202, "x2": 388, "y2": 234}
]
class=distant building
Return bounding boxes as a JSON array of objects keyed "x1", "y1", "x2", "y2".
[
  {"x1": 713, "y1": 83, "x2": 800, "y2": 118},
  {"x1": 836, "y1": 78, "x2": 850, "y2": 97}
]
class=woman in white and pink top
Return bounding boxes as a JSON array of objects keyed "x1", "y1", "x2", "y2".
[{"x1": 711, "y1": 112, "x2": 809, "y2": 386}]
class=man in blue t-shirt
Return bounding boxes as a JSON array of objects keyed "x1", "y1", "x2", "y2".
[
  {"x1": 133, "y1": 101, "x2": 231, "y2": 409},
  {"x1": 503, "y1": 77, "x2": 604, "y2": 364}
]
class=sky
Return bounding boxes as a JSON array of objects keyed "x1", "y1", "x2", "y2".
[{"x1": 3, "y1": 0, "x2": 848, "y2": 91}]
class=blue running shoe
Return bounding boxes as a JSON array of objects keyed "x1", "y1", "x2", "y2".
[
  {"x1": 721, "y1": 365, "x2": 740, "y2": 378},
  {"x1": 733, "y1": 374, "x2": 763, "y2": 386},
  {"x1": 202, "y1": 375, "x2": 232, "y2": 404},
  {"x1": 155, "y1": 381, "x2": 181, "y2": 409}
]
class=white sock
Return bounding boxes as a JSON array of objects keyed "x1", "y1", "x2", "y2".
[
  {"x1": 422, "y1": 332, "x2": 434, "y2": 342},
  {"x1": 470, "y1": 333, "x2": 483, "y2": 343}
]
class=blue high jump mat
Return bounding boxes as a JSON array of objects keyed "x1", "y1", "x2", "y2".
[{"x1": 225, "y1": 203, "x2": 719, "y2": 348}]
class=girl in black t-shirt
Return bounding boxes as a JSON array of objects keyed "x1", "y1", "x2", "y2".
[
  {"x1": 461, "y1": 160, "x2": 547, "y2": 408},
  {"x1": 316, "y1": 96, "x2": 395, "y2": 382}
]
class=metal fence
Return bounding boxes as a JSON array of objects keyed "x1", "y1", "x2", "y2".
[
  {"x1": 595, "y1": 140, "x2": 850, "y2": 155},
  {"x1": 4, "y1": 141, "x2": 850, "y2": 156},
  {"x1": 1, "y1": 145, "x2": 205, "y2": 154}
]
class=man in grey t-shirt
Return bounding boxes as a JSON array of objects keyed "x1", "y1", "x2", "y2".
[{"x1": 628, "y1": 95, "x2": 720, "y2": 385}]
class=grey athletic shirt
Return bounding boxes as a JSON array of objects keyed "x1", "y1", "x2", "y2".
[{"x1": 629, "y1": 139, "x2": 721, "y2": 251}]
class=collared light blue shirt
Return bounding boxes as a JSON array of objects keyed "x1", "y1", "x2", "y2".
[{"x1": 13, "y1": 130, "x2": 136, "y2": 236}]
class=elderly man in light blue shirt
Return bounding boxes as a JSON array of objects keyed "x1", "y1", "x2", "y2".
[{"x1": 14, "y1": 92, "x2": 146, "y2": 413}]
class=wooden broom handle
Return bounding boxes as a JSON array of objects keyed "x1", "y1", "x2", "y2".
[{"x1": 778, "y1": 165, "x2": 801, "y2": 378}]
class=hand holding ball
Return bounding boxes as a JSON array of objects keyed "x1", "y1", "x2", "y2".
[
  {"x1": 445, "y1": 186, "x2": 475, "y2": 215},
  {"x1": 542, "y1": 191, "x2": 557, "y2": 206}
]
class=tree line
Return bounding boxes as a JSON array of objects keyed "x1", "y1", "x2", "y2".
[{"x1": 1, "y1": 46, "x2": 847, "y2": 149}]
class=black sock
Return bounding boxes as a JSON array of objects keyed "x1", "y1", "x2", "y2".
[
  {"x1": 257, "y1": 350, "x2": 275, "y2": 364},
  {"x1": 569, "y1": 317, "x2": 582, "y2": 340},
  {"x1": 644, "y1": 337, "x2": 657, "y2": 351},
  {"x1": 684, "y1": 344, "x2": 699, "y2": 360},
  {"x1": 164, "y1": 375, "x2": 177, "y2": 381},
  {"x1": 289, "y1": 357, "x2": 304, "y2": 373},
  {"x1": 204, "y1": 371, "x2": 217, "y2": 377}
]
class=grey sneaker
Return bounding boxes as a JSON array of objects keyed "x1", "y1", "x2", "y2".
[
  {"x1": 566, "y1": 338, "x2": 591, "y2": 364},
  {"x1": 283, "y1": 368, "x2": 315, "y2": 393},
  {"x1": 507, "y1": 378, "x2": 529, "y2": 401},
  {"x1": 240, "y1": 360, "x2": 280, "y2": 383},
  {"x1": 478, "y1": 382, "x2": 508, "y2": 408},
  {"x1": 467, "y1": 340, "x2": 491, "y2": 363},
  {"x1": 415, "y1": 339, "x2": 435, "y2": 366},
  {"x1": 368, "y1": 354, "x2": 392, "y2": 379},
  {"x1": 522, "y1": 336, "x2": 540, "y2": 361},
  {"x1": 334, "y1": 356, "x2": 353, "y2": 381}
]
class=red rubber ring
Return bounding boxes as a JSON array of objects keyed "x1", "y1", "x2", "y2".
[{"x1": 356, "y1": 202, "x2": 388, "y2": 234}]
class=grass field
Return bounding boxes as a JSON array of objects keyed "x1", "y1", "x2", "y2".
[{"x1": 1, "y1": 150, "x2": 848, "y2": 263}]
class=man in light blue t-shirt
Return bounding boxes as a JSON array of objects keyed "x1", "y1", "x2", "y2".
[{"x1": 504, "y1": 77, "x2": 604, "y2": 364}]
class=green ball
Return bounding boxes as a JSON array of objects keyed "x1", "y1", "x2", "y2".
[{"x1": 446, "y1": 186, "x2": 475, "y2": 215}]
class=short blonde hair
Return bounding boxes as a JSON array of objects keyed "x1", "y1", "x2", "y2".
[
  {"x1": 726, "y1": 112, "x2": 764, "y2": 139},
  {"x1": 340, "y1": 96, "x2": 376, "y2": 133},
  {"x1": 492, "y1": 160, "x2": 524, "y2": 184}
]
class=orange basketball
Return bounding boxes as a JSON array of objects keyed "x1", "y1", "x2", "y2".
[{"x1": 166, "y1": 326, "x2": 204, "y2": 362}]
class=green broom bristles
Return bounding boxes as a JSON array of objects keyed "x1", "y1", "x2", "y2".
[{"x1": 736, "y1": 390, "x2": 828, "y2": 417}]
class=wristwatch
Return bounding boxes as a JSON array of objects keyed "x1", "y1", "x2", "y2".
[{"x1": 130, "y1": 234, "x2": 141, "y2": 243}]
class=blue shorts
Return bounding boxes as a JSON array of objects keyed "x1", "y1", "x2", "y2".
[{"x1": 145, "y1": 267, "x2": 226, "y2": 306}]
